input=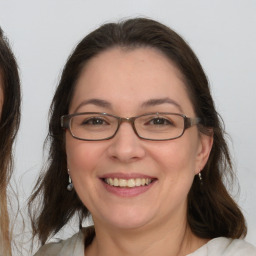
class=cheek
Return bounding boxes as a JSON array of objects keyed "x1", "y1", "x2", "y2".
[
  {"x1": 65, "y1": 136, "x2": 104, "y2": 204},
  {"x1": 163, "y1": 146, "x2": 196, "y2": 166},
  {"x1": 149, "y1": 134, "x2": 199, "y2": 179},
  {"x1": 65, "y1": 135, "x2": 102, "y2": 176},
  {"x1": 153, "y1": 137, "x2": 199, "y2": 205}
]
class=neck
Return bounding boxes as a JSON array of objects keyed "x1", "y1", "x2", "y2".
[{"x1": 85, "y1": 216, "x2": 207, "y2": 256}]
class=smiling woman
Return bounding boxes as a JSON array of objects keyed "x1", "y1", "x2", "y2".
[{"x1": 29, "y1": 18, "x2": 256, "y2": 255}]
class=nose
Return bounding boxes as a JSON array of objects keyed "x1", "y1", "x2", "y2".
[{"x1": 106, "y1": 122, "x2": 146, "y2": 162}]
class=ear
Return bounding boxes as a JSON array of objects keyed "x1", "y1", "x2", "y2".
[{"x1": 195, "y1": 131, "x2": 213, "y2": 175}]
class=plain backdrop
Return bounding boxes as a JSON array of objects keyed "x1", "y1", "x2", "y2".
[{"x1": 0, "y1": 0, "x2": 255, "y2": 249}]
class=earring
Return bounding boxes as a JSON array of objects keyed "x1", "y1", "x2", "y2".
[
  {"x1": 67, "y1": 169, "x2": 73, "y2": 191},
  {"x1": 198, "y1": 172, "x2": 203, "y2": 186}
]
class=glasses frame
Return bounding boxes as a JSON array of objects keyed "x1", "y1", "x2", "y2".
[{"x1": 61, "y1": 112, "x2": 201, "y2": 141}]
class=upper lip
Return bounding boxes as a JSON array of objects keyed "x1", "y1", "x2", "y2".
[{"x1": 99, "y1": 173, "x2": 157, "y2": 180}]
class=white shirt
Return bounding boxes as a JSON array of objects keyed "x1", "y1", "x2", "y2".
[
  {"x1": 187, "y1": 237, "x2": 256, "y2": 255},
  {"x1": 34, "y1": 229, "x2": 256, "y2": 256}
]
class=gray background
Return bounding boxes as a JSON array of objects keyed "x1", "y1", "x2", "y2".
[{"x1": 0, "y1": 0, "x2": 255, "y2": 248}]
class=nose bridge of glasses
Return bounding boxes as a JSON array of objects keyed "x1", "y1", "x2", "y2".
[
  {"x1": 119, "y1": 116, "x2": 135, "y2": 123},
  {"x1": 116, "y1": 116, "x2": 138, "y2": 134},
  {"x1": 118, "y1": 116, "x2": 137, "y2": 127}
]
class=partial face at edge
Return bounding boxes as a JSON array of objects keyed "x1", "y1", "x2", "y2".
[
  {"x1": 0, "y1": 70, "x2": 4, "y2": 117},
  {"x1": 65, "y1": 47, "x2": 213, "y2": 231}
]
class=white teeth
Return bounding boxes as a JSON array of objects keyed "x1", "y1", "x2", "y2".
[
  {"x1": 127, "y1": 179, "x2": 136, "y2": 188},
  {"x1": 104, "y1": 178, "x2": 153, "y2": 188},
  {"x1": 113, "y1": 178, "x2": 119, "y2": 187},
  {"x1": 135, "y1": 178, "x2": 141, "y2": 186},
  {"x1": 119, "y1": 179, "x2": 127, "y2": 187},
  {"x1": 108, "y1": 178, "x2": 113, "y2": 186}
]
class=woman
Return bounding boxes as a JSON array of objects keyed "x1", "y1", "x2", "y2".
[
  {"x1": 0, "y1": 27, "x2": 21, "y2": 256},
  {"x1": 30, "y1": 18, "x2": 256, "y2": 255}
]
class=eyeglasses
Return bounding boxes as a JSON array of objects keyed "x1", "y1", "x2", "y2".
[{"x1": 61, "y1": 112, "x2": 201, "y2": 141}]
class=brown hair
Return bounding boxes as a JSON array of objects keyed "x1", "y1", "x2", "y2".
[
  {"x1": 29, "y1": 18, "x2": 246, "y2": 245},
  {"x1": 0, "y1": 27, "x2": 21, "y2": 255}
]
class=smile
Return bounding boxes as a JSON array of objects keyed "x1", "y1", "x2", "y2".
[{"x1": 104, "y1": 178, "x2": 153, "y2": 188}]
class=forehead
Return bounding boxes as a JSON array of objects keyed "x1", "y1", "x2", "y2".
[{"x1": 70, "y1": 47, "x2": 194, "y2": 115}]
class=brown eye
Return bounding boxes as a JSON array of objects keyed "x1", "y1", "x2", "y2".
[
  {"x1": 147, "y1": 117, "x2": 173, "y2": 126},
  {"x1": 81, "y1": 117, "x2": 108, "y2": 126}
]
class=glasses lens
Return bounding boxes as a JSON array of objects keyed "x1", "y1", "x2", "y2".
[
  {"x1": 70, "y1": 113, "x2": 118, "y2": 140},
  {"x1": 134, "y1": 113, "x2": 185, "y2": 140}
]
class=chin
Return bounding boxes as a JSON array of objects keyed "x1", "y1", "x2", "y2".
[{"x1": 94, "y1": 207, "x2": 156, "y2": 230}]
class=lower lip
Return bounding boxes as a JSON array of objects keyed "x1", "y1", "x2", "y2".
[{"x1": 101, "y1": 180, "x2": 156, "y2": 197}]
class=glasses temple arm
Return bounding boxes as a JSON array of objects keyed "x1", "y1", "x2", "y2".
[{"x1": 185, "y1": 117, "x2": 201, "y2": 128}]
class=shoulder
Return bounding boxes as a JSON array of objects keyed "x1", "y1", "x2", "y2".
[
  {"x1": 34, "y1": 230, "x2": 86, "y2": 256},
  {"x1": 208, "y1": 237, "x2": 256, "y2": 255},
  {"x1": 188, "y1": 237, "x2": 256, "y2": 256}
]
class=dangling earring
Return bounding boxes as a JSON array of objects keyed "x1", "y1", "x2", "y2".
[
  {"x1": 198, "y1": 172, "x2": 203, "y2": 186},
  {"x1": 67, "y1": 168, "x2": 73, "y2": 191}
]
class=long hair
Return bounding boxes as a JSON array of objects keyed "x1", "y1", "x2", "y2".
[
  {"x1": 0, "y1": 27, "x2": 21, "y2": 255},
  {"x1": 29, "y1": 18, "x2": 246, "y2": 245}
]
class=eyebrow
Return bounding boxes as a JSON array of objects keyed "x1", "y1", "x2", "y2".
[
  {"x1": 74, "y1": 97, "x2": 183, "y2": 113},
  {"x1": 141, "y1": 97, "x2": 183, "y2": 112},
  {"x1": 74, "y1": 99, "x2": 112, "y2": 113}
]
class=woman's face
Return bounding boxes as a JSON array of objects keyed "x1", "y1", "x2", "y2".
[{"x1": 66, "y1": 47, "x2": 212, "y2": 231}]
